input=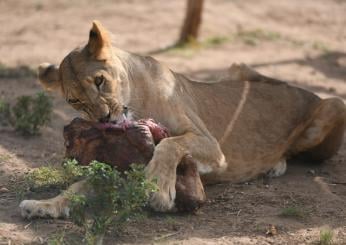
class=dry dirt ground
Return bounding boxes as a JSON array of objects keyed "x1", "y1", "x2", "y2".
[{"x1": 1, "y1": 0, "x2": 346, "y2": 244}]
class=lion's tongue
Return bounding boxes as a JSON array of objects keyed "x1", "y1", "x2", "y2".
[
  {"x1": 97, "y1": 114, "x2": 132, "y2": 129},
  {"x1": 97, "y1": 122, "x2": 132, "y2": 131}
]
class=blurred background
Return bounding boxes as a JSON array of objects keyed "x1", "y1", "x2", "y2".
[
  {"x1": 1, "y1": 0, "x2": 345, "y2": 81},
  {"x1": 0, "y1": 0, "x2": 346, "y2": 244}
]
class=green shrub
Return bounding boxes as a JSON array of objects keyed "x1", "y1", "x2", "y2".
[
  {"x1": 0, "y1": 100, "x2": 11, "y2": 126},
  {"x1": 280, "y1": 206, "x2": 304, "y2": 218},
  {"x1": 24, "y1": 160, "x2": 85, "y2": 191},
  {"x1": 26, "y1": 160, "x2": 157, "y2": 245},
  {"x1": 0, "y1": 63, "x2": 36, "y2": 78},
  {"x1": 319, "y1": 228, "x2": 333, "y2": 245},
  {"x1": 26, "y1": 166, "x2": 66, "y2": 191},
  {"x1": 68, "y1": 161, "x2": 157, "y2": 244},
  {"x1": 0, "y1": 92, "x2": 52, "y2": 135},
  {"x1": 234, "y1": 29, "x2": 282, "y2": 46},
  {"x1": 12, "y1": 92, "x2": 52, "y2": 135}
]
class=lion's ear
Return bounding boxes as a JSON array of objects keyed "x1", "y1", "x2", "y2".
[
  {"x1": 87, "y1": 20, "x2": 112, "y2": 60},
  {"x1": 38, "y1": 63, "x2": 61, "y2": 92}
]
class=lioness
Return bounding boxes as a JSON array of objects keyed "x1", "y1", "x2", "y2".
[{"x1": 20, "y1": 21, "x2": 345, "y2": 218}]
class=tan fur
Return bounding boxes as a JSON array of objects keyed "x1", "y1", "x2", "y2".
[{"x1": 20, "y1": 21, "x2": 346, "y2": 217}]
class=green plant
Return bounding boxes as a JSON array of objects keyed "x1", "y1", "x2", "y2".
[
  {"x1": 26, "y1": 166, "x2": 66, "y2": 191},
  {"x1": 0, "y1": 63, "x2": 36, "y2": 78},
  {"x1": 280, "y1": 206, "x2": 304, "y2": 218},
  {"x1": 161, "y1": 35, "x2": 230, "y2": 57},
  {"x1": 312, "y1": 41, "x2": 329, "y2": 53},
  {"x1": 47, "y1": 228, "x2": 82, "y2": 245},
  {"x1": 25, "y1": 160, "x2": 157, "y2": 245},
  {"x1": 233, "y1": 28, "x2": 282, "y2": 46},
  {"x1": 166, "y1": 38, "x2": 200, "y2": 57},
  {"x1": 165, "y1": 216, "x2": 177, "y2": 226},
  {"x1": 0, "y1": 92, "x2": 52, "y2": 135},
  {"x1": 14, "y1": 159, "x2": 83, "y2": 203},
  {"x1": 0, "y1": 154, "x2": 11, "y2": 162},
  {"x1": 48, "y1": 230, "x2": 66, "y2": 245},
  {"x1": 68, "y1": 161, "x2": 157, "y2": 244},
  {"x1": 203, "y1": 36, "x2": 230, "y2": 48},
  {"x1": 12, "y1": 92, "x2": 52, "y2": 135},
  {"x1": 319, "y1": 228, "x2": 333, "y2": 245},
  {"x1": 0, "y1": 99, "x2": 11, "y2": 126}
]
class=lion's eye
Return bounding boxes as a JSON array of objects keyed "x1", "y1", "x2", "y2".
[
  {"x1": 68, "y1": 98, "x2": 80, "y2": 104},
  {"x1": 95, "y1": 75, "x2": 105, "y2": 90}
]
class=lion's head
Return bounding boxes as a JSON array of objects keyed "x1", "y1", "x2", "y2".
[{"x1": 38, "y1": 21, "x2": 129, "y2": 122}]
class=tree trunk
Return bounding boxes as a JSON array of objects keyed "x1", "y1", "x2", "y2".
[{"x1": 179, "y1": 0, "x2": 204, "y2": 44}]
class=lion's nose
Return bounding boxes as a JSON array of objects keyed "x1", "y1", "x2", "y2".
[{"x1": 98, "y1": 112, "x2": 111, "y2": 123}]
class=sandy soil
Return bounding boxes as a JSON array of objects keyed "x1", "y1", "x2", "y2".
[{"x1": 1, "y1": 0, "x2": 346, "y2": 244}]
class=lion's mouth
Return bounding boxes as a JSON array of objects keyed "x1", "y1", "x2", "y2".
[
  {"x1": 116, "y1": 113, "x2": 128, "y2": 124},
  {"x1": 98, "y1": 112, "x2": 111, "y2": 123},
  {"x1": 99, "y1": 105, "x2": 130, "y2": 124}
]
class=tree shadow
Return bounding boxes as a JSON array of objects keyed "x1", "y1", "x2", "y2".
[
  {"x1": 251, "y1": 51, "x2": 346, "y2": 82},
  {"x1": 188, "y1": 51, "x2": 346, "y2": 99}
]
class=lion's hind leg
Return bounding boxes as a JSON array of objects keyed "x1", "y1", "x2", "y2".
[
  {"x1": 290, "y1": 97, "x2": 346, "y2": 162},
  {"x1": 20, "y1": 180, "x2": 87, "y2": 219}
]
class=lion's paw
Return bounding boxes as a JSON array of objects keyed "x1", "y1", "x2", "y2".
[
  {"x1": 145, "y1": 154, "x2": 177, "y2": 212},
  {"x1": 19, "y1": 200, "x2": 69, "y2": 219},
  {"x1": 267, "y1": 159, "x2": 287, "y2": 178},
  {"x1": 149, "y1": 184, "x2": 176, "y2": 212}
]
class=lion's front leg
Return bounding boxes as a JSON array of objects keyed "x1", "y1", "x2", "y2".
[
  {"x1": 19, "y1": 179, "x2": 88, "y2": 219},
  {"x1": 146, "y1": 133, "x2": 226, "y2": 212}
]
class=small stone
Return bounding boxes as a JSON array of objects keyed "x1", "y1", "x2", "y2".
[
  {"x1": 328, "y1": 87, "x2": 336, "y2": 93},
  {"x1": 32, "y1": 236, "x2": 44, "y2": 244},
  {"x1": 307, "y1": 170, "x2": 315, "y2": 176},
  {"x1": 266, "y1": 224, "x2": 277, "y2": 236},
  {"x1": 0, "y1": 187, "x2": 9, "y2": 193}
]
